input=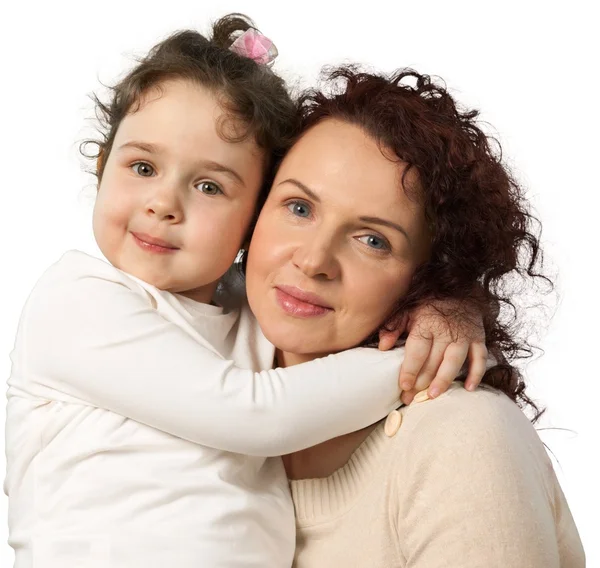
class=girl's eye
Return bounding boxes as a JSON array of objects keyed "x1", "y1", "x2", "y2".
[
  {"x1": 287, "y1": 201, "x2": 311, "y2": 218},
  {"x1": 132, "y1": 162, "x2": 155, "y2": 177},
  {"x1": 357, "y1": 234, "x2": 390, "y2": 251},
  {"x1": 196, "y1": 181, "x2": 223, "y2": 196}
]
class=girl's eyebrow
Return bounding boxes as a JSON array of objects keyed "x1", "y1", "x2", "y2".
[
  {"x1": 201, "y1": 160, "x2": 245, "y2": 187},
  {"x1": 117, "y1": 140, "x2": 245, "y2": 187},
  {"x1": 118, "y1": 141, "x2": 160, "y2": 154},
  {"x1": 278, "y1": 177, "x2": 410, "y2": 242}
]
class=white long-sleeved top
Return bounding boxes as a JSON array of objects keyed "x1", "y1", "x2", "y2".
[{"x1": 5, "y1": 251, "x2": 405, "y2": 568}]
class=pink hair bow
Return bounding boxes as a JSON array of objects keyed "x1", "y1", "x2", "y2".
[{"x1": 229, "y1": 28, "x2": 278, "y2": 65}]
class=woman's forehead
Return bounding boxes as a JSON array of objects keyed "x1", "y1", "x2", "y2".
[{"x1": 279, "y1": 120, "x2": 414, "y2": 201}]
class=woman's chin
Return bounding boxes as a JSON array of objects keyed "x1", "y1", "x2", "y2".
[
  {"x1": 272, "y1": 340, "x2": 325, "y2": 361},
  {"x1": 260, "y1": 327, "x2": 330, "y2": 363}
]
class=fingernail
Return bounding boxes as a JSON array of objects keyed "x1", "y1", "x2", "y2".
[{"x1": 429, "y1": 387, "x2": 440, "y2": 398}]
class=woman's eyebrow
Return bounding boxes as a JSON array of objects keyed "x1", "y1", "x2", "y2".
[
  {"x1": 359, "y1": 216, "x2": 411, "y2": 243},
  {"x1": 278, "y1": 178, "x2": 321, "y2": 202}
]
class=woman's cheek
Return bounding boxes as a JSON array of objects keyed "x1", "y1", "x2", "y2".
[{"x1": 360, "y1": 270, "x2": 411, "y2": 323}]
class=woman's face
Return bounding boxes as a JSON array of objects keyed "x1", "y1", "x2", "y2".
[{"x1": 246, "y1": 119, "x2": 431, "y2": 365}]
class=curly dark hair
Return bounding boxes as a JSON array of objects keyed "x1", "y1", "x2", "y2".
[
  {"x1": 82, "y1": 13, "x2": 298, "y2": 219},
  {"x1": 298, "y1": 66, "x2": 551, "y2": 420}
]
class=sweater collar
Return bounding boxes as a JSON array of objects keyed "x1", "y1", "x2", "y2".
[{"x1": 290, "y1": 422, "x2": 390, "y2": 526}]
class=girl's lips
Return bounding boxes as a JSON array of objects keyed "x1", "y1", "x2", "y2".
[
  {"x1": 131, "y1": 232, "x2": 179, "y2": 254},
  {"x1": 275, "y1": 286, "x2": 333, "y2": 318}
]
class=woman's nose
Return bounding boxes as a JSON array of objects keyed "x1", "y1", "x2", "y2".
[{"x1": 292, "y1": 238, "x2": 340, "y2": 280}]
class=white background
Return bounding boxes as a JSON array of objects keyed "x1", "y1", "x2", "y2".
[{"x1": 1, "y1": 0, "x2": 598, "y2": 565}]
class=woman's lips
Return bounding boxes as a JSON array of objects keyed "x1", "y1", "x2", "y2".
[
  {"x1": 275, "y1": 286, "x2": 333, "y2": 318},
  {"x1": 131, "y1": 232, "x2": 179, "y2": 254}
]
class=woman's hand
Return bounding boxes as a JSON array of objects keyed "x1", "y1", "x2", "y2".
[{"x1": 378, "y1": 300, "x2": 488, "y2": 404}]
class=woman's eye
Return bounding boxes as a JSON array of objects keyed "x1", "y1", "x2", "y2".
[
  {"x1": 287, "y1": 201, "x2": 311, "y2": 218},
  {"x1": 132, "y1": 162, "x2": 154, "y2": 177},
  {"x1": 196, "y1": 181, "x2": 223, "y2": 196},
  {"x1": 357, "y1": 234, "x2": 390, "y2": 251}
]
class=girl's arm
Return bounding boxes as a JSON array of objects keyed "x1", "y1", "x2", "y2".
[{"x1": 15, "y1": 256, "x2": 403, "y2": 456}]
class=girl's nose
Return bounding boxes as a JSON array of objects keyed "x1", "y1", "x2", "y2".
[{"x1": 146, "y1": 185, "x2": 183, "y2": 223}]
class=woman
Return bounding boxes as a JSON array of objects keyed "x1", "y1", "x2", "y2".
[{"x1": 244, "y1": 67, "x2": 585, "y2": 566}]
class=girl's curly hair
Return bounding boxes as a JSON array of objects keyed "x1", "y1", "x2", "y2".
[
  {"x1": 298, "y1": 66, "x2": 551, "y2": 420},
  {"x1": 82, "y1": 13, "x2": 298, "y2": 221}
]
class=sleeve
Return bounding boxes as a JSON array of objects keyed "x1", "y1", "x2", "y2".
[
  {"x1": 19, "y1": 263, "x2": 403, "y2": 456},
  {"x1": 394, "y1": 389, "x2": 585, "y2": 568}
]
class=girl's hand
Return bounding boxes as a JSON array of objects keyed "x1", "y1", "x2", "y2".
[{"x1": 378, "y1": 300, "x2": 488, "y2": 404}]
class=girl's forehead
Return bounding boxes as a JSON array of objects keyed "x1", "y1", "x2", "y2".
[
  {"x1": 121, "y1": 80, "x2": 220, "y2": 132},
  {"x1": 115, "y1": 81, "x2": 262, "y2": 160}
]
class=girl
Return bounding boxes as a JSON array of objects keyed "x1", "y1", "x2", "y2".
[{"x1": 5, "y1": 14, "x2": 487, "y2": 568}]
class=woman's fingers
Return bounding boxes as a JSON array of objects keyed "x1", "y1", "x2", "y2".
[
  {"x1": 398, "y1": 330, "x2": 433, "y2": 391},
  {"x1": 464, "y1": 342, "x2": 488, "y2": 391}
]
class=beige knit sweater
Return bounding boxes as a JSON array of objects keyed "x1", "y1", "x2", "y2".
[{"x1": 290, "y1": 385, "x2": 585, "y2": 567}]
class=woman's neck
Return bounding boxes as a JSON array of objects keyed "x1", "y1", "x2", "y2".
[
  {"x1": 276, "y1": 348, "x2": 380, "y2": 480},
  {"x1": 282, "y1": 424, "x2": 379, "y2": 480}
]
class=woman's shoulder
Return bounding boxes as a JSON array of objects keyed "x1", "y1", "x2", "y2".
[
  {"x1": 401, "y1": 382, "x2": 537, "y2": 437},
  {"x1": 380, "y1": 385, "x2": 584, "y2": 566},
  {"x1": 388, "y1": 383, "x2": 551, "y2": 474}
]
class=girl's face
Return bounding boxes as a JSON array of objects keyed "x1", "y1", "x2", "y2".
[
  {"x1": 93, "y1": 79, "x2": 265, "y2": 303},
  {"x1": 246, "y1": 119, "x2": 431, "y2": 365}
]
